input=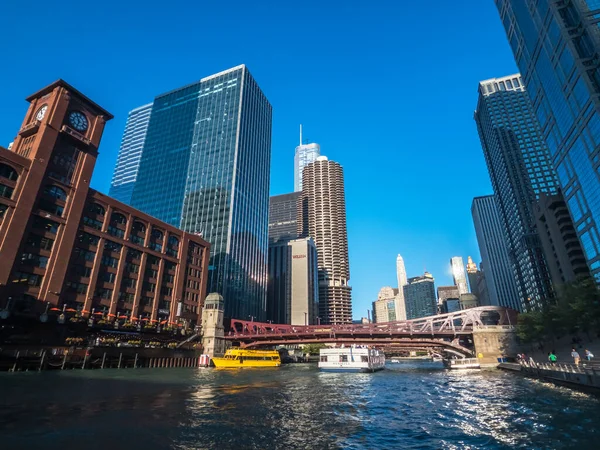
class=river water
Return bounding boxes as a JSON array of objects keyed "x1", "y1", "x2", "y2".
[{"x1": 1, "y1": 362, "x2": 600, "y2": 449}]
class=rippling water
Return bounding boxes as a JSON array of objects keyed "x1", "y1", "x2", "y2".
[{"x1": 1, "y1": 362, "x2": 600, "y2": 449}]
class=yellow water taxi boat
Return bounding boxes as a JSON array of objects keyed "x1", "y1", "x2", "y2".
[{"x1": 211, "y1": 348, "x2": 281, "y2": 368}]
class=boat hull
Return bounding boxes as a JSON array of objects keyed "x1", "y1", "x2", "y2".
[
  {"x1": 212, "y1": 358, "x2": 281, "y2": 368},
  {"x1": 320, "y1": 367, "x2": 385, "y2": 373}
]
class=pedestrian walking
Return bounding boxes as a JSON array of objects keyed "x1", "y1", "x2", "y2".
[
  {"x1": 571, "y1": 348, "x2": 581, "y2": 365},
  {"x1": 585, "y1": 349, "x2": 594, "y2": 361},
  {"x1": 548, "y1": 352, "x2": 557, "y2": 364}
]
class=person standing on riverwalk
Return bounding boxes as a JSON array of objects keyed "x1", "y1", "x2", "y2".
[
  {"x1": 585, "y1": 349, "x2": 594, "y2": 361},
  {"x1": 571, "y1": 348, "x2": 581, "y2": 365},
  {"x1": 548, "y1": 352, "x2": 557, "y2": 364}
]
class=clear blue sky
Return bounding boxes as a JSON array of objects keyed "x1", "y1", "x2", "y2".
[{"x1": 0, "y1": 0, "x2": 517, "y2": 319}]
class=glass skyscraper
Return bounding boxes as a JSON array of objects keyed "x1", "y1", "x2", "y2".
[
  {"x1": 108, "y1": 103, "x2": 152, "y2": 204},
  {"x1": 475, "y1": 74, "x2": 559, "y2": 311},
  {"x1": 294, "y1": 125, "x2": 320, "y2": 192},
  {"x1": 496, "y1": 1, "x2": 600, "y2": 282},
  {"x1": 130, "y1": 65, "x2": 272, "y2": 320}
]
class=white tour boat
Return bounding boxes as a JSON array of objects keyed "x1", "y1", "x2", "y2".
[{"x1": 319, "y1": 347, "x2": 386, "y2": 372}]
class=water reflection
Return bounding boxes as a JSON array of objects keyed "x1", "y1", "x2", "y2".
[{"x1": 1, "y1": 364, "x2": 600, "y2": 449}]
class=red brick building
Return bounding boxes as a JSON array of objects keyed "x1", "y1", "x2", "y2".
[{"x1": 0, "y1": 80, "x2": 209, "y2": 327}]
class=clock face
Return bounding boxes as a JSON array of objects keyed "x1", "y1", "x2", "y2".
[
  {"x1": 68, "y1": 111, "x2": 89, "y2": 132},
  {"x1": 36, "y1": 105, "x2": 48, "y2": 121}
]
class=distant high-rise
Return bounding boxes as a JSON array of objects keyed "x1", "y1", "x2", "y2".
[
  {"x1": 372, "y1": 286, "x2": 401, "y2": 323},
  {"x1": 496, "y1": 0, "x2": 600, "y2": 283},
  {"x1": 437, "y1": 286, "x2": 460, "y2": 314},
  {"x1": 299, "y1": 156, "x2": 352, "y2": 324},
  {"x1": 267, "y1": 238, "x2": 318, "y2": 325},
  {"x1": 450, "y1": 256, "x2": 468, "y2": 296},
  {"x1": 466, "y1": 256, "x2": 490, "y2": 306},
  {"x1": 395, "y1": 254, "x2": 408, "y2": 321},
  {"x1": 475, "y1": 74, "x2": 559, "y2": 311},
  {"x1": 471, "y1": 195, "x2": 520, "y2": 310},
  {"x1": 109, "y1": 103, "x2": 152, "y2": 204},
  {"x1": 130, "y1": 65, "x2": 273, "y2": 321},
  {"x1": 268, "y1": 192, "x2": 300, "y2": 243},
  {"x1": 294, "y1": 125, "x2": 320, "y2": 192},
  {"x1": 403, "y1": 272, "x2": 436, "y2": 320}
]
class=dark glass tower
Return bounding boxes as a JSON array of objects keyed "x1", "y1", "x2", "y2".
[
  {"x1": 268, "y1": 192, "x2": 300, "y2": 243},
  {"x1": 496, "y1": 1, "x2": 600, "y2": 282},
  {"x1": 130, "y1": 65, "x2": 272, "y2": 320},
  {"x1": 475, "y1": 74, "x2": 559, "y2": 311}
]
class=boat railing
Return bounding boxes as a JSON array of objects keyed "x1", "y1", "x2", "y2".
[{"x1": 449, "y1": 358, "x2": 479, "y2": 366}]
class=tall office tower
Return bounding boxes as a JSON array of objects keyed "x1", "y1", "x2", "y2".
[
  {"x1": 266, "y1": 238, "x2": 318, "y2": 325},
  {"x1": 268, "y1": 192, "x2": 300, "y2": 243},
  {"x1": 403, "y1": 272, "x2": 437, "y2": 319},
  {"x1": 372, "y1": 297, "x2": 396, "y2": 323},
  {"x1": 130, "y1": 65, "x2": 273, "y2": 321},
  {"x1": 108, "y1": 103, "x2": 152, "y2": 205},
  {"x1": 450, "y1": 256, "x2": 469, "y2": 295},
  {"x1": 475, "y1": 74, "x2": 559, "y2": 311},
  {"x1": 471, "y1": 195, "x2": 521, "y2": 310},
  {"x1": 294, "y1": 125, "x2": 320, "y2": 192},
  {"x1": 466, "y1": 256, "x2": 490, "y2": 306},
  {"x1": 395, "y1": 254, "x2": 408, "y2": 320},
  {"x1": 496, "y1": 1, "x2": 600, "y2": 282},
  {"x1": 298, "y1": 156, "x2": 352, "y2": 324},
  {"x1": 534, "y1": 192, "x2": 590, "y2": 286}
]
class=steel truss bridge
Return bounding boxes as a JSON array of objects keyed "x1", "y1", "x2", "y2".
[{"x1": 225, "y1": 306, "x2": 517, "y2": 357}]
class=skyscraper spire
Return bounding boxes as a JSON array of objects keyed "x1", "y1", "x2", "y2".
[{"x1": 300, "y1": 124, "x2": 303, "y2": 146}]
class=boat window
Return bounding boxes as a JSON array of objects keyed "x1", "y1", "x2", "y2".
[
  {"x1": 361, "y1": 356, "x2": 369, "y2": 362},
  {"x1": 320, "y1": 355, "x2": 327, "y2": 362},
  {"x1": 340, "y1": 355, "x2": 348, "y2": 362}
]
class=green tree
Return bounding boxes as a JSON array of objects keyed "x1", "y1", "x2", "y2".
[
  {"x1": 516, "y1": 310, "x2": 546, "y2": 344},
  {"x1": 302, "y1": 343, "x2": 328, "y2": 355}
]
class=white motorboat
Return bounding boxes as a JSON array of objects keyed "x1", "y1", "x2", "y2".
[{"x1": 319, "y1": 347, "x2": 385, "y2": 372}]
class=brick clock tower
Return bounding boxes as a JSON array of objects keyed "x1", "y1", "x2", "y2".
[{"x1": 0, "y1": 80, "x2": 113, "y2": 312}]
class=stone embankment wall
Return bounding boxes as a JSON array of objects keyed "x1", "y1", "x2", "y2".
[{"x1": 499, "y1": 361, "x2": 600, "y2": 392}]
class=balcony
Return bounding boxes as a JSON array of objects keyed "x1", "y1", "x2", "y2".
[
  {"x1": 60, "y1": 125, "x2": 91, "y2": 147},
  {"x1": 19, "y1": 120, "x2": 40, "y2": 137}
]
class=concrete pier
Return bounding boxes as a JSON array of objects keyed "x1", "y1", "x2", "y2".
[{"x1": 499, "y1": 361, "x2": 600, "y2": 393}]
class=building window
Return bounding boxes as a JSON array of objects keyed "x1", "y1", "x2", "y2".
[
  {"x1": 43, "y1": 185, "x2": 68, "y2": 201},
  {"x1": 122, "y1": 278, "x2": 136, "y2": 289},
  {"x1": 147, "y1": 255, "x2": 160, "y2": 266},
  {"x1": 101, "y1": 255, "x2": 119, "y2": 268},
  {"x1": 107, "y1": 226, "x2": 125, "y2": 238},
  {"x1": 0, "y1": 203, "x2": 7, "y2": 217},
  {"x1": 146, "y1": 268, "x2": 158, "y2": 279},
  {"x1": 144, "y1": 282, "x2": 156, "y2": 293},
  {"x1": 88, "y1": 203, "x2": 105, "y2": 216},
  {"x1": 0, "y1": 184, "x2": 14, "y2": 199},
  {"x1": 99, "y1": 271, "x2": 116, "y2": 283},
  {"x1": 111, "y1": 212, "x2": 127, "y2": 225},
  {"x1": 73, "y1": 265, "x2": 92, "y2": 278},
  {"x1": 38, "y1": 198, "x2": 64, "y2": 217},
  {"x1": 96, "y1": 287, "x2": 113, "y2": 299},
  {"x1": 132, "y1": 221, "x2": 146, "y2": 233},
  {"x1": 83, "y1": 216, "x2": 103, "y2": 230},
  {"x1": 118, "y1": 292, "x2": 134, "y2": 303},
  {"x1": 0, "y1": 163, "x2": 18, "y2": 181},
  {"x1": 20, "y1": 253, "x2": 49, "y2": 268},
  {"x1": 164, "y1": 274, "x2": 174, "y2": 284},
  {"x1": 159, "y1": 300, "x2": 171, "y2": 311},
  {"x1": 125, "y1": 263, "x2": 139, "y2": 274},
  {"x1": 26, "y1": 234, "x2": 54, "y2": 251},
  {"x1": 161, "y1": 286, "x2": 172, "y2": 296},
  {"x1": 65, "y1": 281, "x2": 89, "y2": 295},
  {"x1": 104, "y1": 240, "x2": 122, "y2": 253},
  {"x1": 74, "y1": 247, "x2": 96, "y2": 262},
  {"x1": 33, "y1": 216, "x2": 59, "y2": 234},
  {"x1": 128, "y1": 248, "x2": 142, "y2": 260},
  {"x1": 11, "y1": 271, "x2": 43, "y2": 287},
  {"x1": 141, "y1": 296, "x2": 154, "y2": 306},
  {"x1": 76, "y1": 232, "x2": 99, "y2": 246}
]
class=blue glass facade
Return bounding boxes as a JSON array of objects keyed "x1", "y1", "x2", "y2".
[
  {"x1": 131, "y1": 65, "x2": 272, "y2": 320},
  {"x1": 496, "y1": 0, "x2": 600, "y2": 281},
  {"x1": 109, "y1": 103, "x2": 152, "y2": 205},
  {"x1": 475, "y1": 74, "x2": 559, "y2": 311},
  {"x1": 403, "y1": 274, "x2": 437, "y2": 320}
]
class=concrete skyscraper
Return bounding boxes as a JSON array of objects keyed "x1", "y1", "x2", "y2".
[
  {"x1": 395, "y1": 254, "x2": 408, "y2": 321},
  {"x1": 471, "y1": 195, "x2": 520, "y2": 311},
  {"x1": 294, "y1": 125, "x2": 320, "y2": 192},
  {"x1": 475, "y1": 74, "x2": 559, "y2": 311},
  {"x1": 128, "y1": 65, "x2": 273, "y2": 321},
  {"x1": 298, "y1": 156, "x2": 352, "y2": 324},
  {"x1": 466, "y1": 256, "x2": 490, "y2": 307},
  {"x1": 396, "y1": 254, "x2": 408, "y2": 289},
  {"x1": 108, "y1": 103, "x2": 152, "y2": 205},
  {"x1": 450, "y1": 256, "x2": 468, "y2": 296},
  {"x1": 496, "y1": 1, "x2": 600, "y2": 283}
]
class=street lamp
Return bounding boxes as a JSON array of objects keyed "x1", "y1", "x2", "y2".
[{"x1": 304, "y1": 312, "x2": 307, "y2": 326}]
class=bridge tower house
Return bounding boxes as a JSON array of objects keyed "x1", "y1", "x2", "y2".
[
  {"x1": 201, "y1": 292, "x2": 227, "y2": 357},
  {"x1": 473, "y1": 326, "x2": 518, "y2": 367}
]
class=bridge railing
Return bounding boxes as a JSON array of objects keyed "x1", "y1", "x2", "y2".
[{"x1": 227, "y1": 306, "x2": 517, "y2": 338}]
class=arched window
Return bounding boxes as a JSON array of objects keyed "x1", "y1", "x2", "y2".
[
  {"x1": 132, "y1": 221, "x2": 146, "y2": 233},
  {"x1": 0, "y1": 184, "x2": 14, "y2": 199},
  {"x1": 89, "y1": 203, "x2": 105, "y2": 216},
  {"x1": 44, "y1": 185, "x2": 68, "y2": 201},
  {"x1": 0, "y1": 163, "x2": 18, "y2": 181},
  {"x1": 152, "y1": 228, "x2": 164, "y2": 241},
  {"x1": 168, "y1": 235, "x2": 179, "y2": 247},
  {"x1": 111, "y1": 212, "x2": 127, "y2": 225}
]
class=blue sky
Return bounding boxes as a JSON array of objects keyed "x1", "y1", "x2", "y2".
[{"x1": 0, "y1": 0, "x2": 517, "y2": 319}]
